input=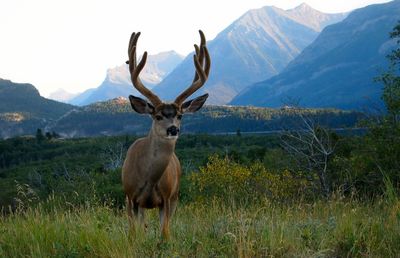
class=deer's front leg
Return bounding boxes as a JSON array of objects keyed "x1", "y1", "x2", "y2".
[{"x1": 159, "y1": 199, "x2": 171, "y2": 240}]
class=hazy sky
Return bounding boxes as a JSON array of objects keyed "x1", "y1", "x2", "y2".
[{"x1": 0, "y1": 0, "x2": 392, "y2": 96}]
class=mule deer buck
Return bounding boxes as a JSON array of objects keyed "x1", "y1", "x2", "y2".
[{"x1": 122, "y1": 30, "x2": 210, "y2": 239}]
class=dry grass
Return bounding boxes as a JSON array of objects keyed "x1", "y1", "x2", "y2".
[{"x1": 1, "y1": 197, "x2": 399, "y2": 258}]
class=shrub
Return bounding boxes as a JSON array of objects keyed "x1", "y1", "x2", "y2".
[{"x1": 185, "y1": 155, "x2": 311, "y2": 203}]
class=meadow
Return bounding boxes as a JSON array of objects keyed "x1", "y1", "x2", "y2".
[{"x1": 1, "y1": 195, "x2": 399, "y2": 257}]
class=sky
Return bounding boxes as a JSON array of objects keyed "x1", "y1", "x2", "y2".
[{"x1": 0, "y1": 0, "x2": 393, "y2": 97}]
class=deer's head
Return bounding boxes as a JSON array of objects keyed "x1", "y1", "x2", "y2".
[{"x1": 127, "y1": 31, "x2": 210, "y2": 140}]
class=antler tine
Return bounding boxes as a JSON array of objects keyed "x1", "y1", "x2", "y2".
[
  {"x1": 175, "y1": 30, "x2": 211, "y2": 106},
  {"x1": 203, "y1": 46, "x2": 211, "y2": 77},
  {"x1": 192, "y1": 30, "x2": 207, "y2": 83},
  {"x1": 127, "y1": 32, "x2": 162, "y2": 107}
]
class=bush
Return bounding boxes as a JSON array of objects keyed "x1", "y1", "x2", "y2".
[{"x1": 185, "y1": 155, "x2": 311, "y2": 203}]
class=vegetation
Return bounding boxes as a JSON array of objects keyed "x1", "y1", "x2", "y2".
[
  {"x1": 50, "y1": 100, "x2": 363, "y2": 137},
  {"x1": 350, "y1": 20, "x2": 400, "y2": 197},
  {"x1": 1, "y1": 196, "x2": 399, "y2": 257},
  {"x1": 0, "y1": 134, "x2": 284, "y2": 210},
  {"x1": 3, "y1": 131, "x2": 395, "y2": 210},
  {"x1": 187, "y1": 155, "x2": 311, "y2": 203},
  {"x1": 0, "y1": 121, "x2": 397, "y2": 256}
]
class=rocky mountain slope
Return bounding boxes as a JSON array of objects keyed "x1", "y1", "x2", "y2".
[
  {"x1": 231, "y1": 1, "x2": 400, "y2": 110},
  {"x1": 152, "y1": 4, "x2": 346, "y2": 104}
]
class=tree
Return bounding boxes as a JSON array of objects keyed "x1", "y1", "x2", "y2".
[
  {"x1": 35, "y1": 129, "x2": 45, "y2": 143},
  {"x1": 45, "y1": 132, "x2": 52, "y2": 140},
  {"x1": 236, "y1": 128, "x2": 241, "y2": 137},
  {"x1": 352, "y1": 21, "x2": 400, "y2": 196},
  {"x1": 281, "y1": 111, "x2": 338, "y2": 197},
  {"x1": 376, "y1": 21, "x2": 400, "y2": 125},
  {"x1": 51, "y1": 131, "x2": 60, "y2": 139}
]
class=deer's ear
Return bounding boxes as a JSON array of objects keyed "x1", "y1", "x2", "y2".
[
  {"x1": 129, "y1": 95, "x2": 154, "y2": 114},
  {"x1": 181, "y1": 93, "x2": 208, "y2": 113}
]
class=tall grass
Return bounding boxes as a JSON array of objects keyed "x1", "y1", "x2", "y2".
[{"x1": 1, "y1": 196, "x2": 399, "y2": 257}]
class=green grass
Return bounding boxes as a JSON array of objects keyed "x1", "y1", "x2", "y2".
[{"x1": 1, "y1": 198, "x2": 399, "y2": 257}]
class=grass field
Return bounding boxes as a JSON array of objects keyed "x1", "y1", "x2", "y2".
[{"x1": 1, "y1": 196, "x2": 399, "y2": 258}]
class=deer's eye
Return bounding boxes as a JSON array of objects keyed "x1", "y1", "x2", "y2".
[
  {"x1": 155, "y1": 115, "x2": 163, "y2": 121},
  {"x1": 177, "y1": 114, "x2": 182, "y2": 120}
]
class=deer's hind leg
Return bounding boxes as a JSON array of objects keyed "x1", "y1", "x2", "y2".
[
  {"x1": 138, "y1": 207, "x2": 148, "y2": 231},
  {"x1": 170, "y1": 192, "x2": 179, "y2": 217},
  {"x1": 126, "y1": 195, "x2": 139, "y2": 232}
]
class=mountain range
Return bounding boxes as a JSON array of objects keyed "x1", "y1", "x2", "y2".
[
  {"x1": 57, "y1": 3, "x2": 346, "y2": 106},
  {"x1": 3, "y1": 0, "x2": 400, "y2": 131},
  {"x1": 52, "y1": 51, "x2": 184, "y2": 106},
  {"x1": 231, "y1": 1, "x2": 400, "y2": 109},
  {"x1": 152, "y1": 3, "x2": 346, "y2": 104}
]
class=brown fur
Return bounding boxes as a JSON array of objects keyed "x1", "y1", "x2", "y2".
[
  {"x1": 122, "y1": 122, "x2": 181, "y2": 239},
  {"x1": 122, "y1": 30, "x2": 210, "y2": 240}
]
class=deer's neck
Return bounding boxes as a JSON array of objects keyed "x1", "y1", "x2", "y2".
[{"x1": 144, "y1": 128, "x2": 177, "y2": 184}]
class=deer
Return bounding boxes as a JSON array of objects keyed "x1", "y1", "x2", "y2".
[{"x1": 121, "y1": 30, "x2": 210, "y2": 239}]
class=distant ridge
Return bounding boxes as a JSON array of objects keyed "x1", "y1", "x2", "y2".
[
  {"x1": 0, "y1": 79, "x2": 362, "y2": 138},
  {"x1": 0, "y1": 78, "x2": 73, "y2": 118},
  {"x1": 68, "y1": 51, "x2": 184, "y2": 106},
  {"x1": 0, "y1": 78, "x2": 75, "y2": 138},
  {"x1": 152, "y1": 4, "x2": 346, "y2": 104},
  {"x1": 49, "y1": 98, "x2": 361, "y2": 138},
  {"x1": 48, "y1": 88, "x2": 78, "y2": 103},
  {"x1": 231, "y1": 1, "x2": 400, "y2": 110}
]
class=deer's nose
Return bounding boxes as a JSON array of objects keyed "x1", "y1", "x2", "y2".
[{"x1": 167, "y1": 126, "x2": 180, "y2": 136}]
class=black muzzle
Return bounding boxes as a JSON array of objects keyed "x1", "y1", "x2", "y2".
[{"x1": 167, "y1": 126, "x2": 180, "y2": 136}]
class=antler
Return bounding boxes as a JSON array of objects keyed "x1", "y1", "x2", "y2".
[
  {"x1": 127, "y1": 32, "x2": 162, "y2": 107},
  {"x1": 174, "y1": 30, "x2": 211, "y2": 106}
]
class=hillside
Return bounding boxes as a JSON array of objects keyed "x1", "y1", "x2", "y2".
[
  {"x1": 0, "y1": 79, "x2": 75, "y2": 138},
  {"x1": 48, "y1": 98, "x2": 362, "y2": 137},
  {"x1": 0, "y1": 79, "x2": 363, "y2": 138},
  {"x1": 69, "y1": 51, "x2": 184, "y2": 106},
  {"x1": 153, "y1": 4, "x2": 346, "y2": 105},
  {"x1": 231, "y1": 1, "x2": 400, "y2": 110}
]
